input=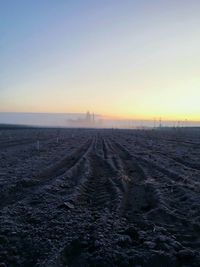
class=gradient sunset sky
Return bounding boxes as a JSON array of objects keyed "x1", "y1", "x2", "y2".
[{"x1": 1, "y1": 0, "x2": 200, "y2": 121}]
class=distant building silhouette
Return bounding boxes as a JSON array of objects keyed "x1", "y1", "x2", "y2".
[
  {"x1": 85, "y1": 111, "x2": 91, "y2": 124},
  {"x1": 68, "y1": 111, "x2": 98, "y2": 128}
]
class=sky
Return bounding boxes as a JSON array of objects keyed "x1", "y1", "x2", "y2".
[{"x1": 0, "y1": 0, "x2": 200, "y2": 121}]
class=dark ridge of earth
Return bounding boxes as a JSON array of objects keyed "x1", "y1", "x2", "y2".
[{"x1": 0, "y1": 128, "x2": 200, "y2": 267}]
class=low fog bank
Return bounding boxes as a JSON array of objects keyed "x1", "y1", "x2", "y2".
[{"x1": 0, "y1": 112, "x2": 199, "y2": 128}]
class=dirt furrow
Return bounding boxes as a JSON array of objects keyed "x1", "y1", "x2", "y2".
[
  {"x1": 1, "y1": 128, "x2": 200, "y2": 267},
  {"x1": 0, "y1": 138, "x2": 94, "y2": 209}
]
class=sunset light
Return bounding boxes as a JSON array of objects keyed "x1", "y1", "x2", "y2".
[{"x1": 1, "y1": 1, "x2": 199, "y2": 124}]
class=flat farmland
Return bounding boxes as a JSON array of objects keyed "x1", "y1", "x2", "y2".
[{"x1": 0, "y1": 127, "x2": 200, "y2": 267}]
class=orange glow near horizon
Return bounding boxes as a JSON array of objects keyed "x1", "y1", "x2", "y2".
[
  {"x1": 1, "y1": 108, "x2": 199, "y2": 123},
  {"x1": 0, "y1": 1, "x2": 200, "y2": 123}
]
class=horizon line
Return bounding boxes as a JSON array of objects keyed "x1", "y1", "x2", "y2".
[{"x1": 0, "y1": 111, "x2": 199, "y2": 122}]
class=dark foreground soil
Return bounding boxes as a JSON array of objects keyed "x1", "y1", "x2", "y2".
[{"x1": 0, "y1": 127, "x2": 200, "y2": 267}]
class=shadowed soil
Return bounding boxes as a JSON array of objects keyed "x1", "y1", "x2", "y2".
[{"x1": 0, "y1": 128, "x2": 200, "y2": 266}]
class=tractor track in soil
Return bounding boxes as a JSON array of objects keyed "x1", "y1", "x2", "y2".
[
  {"x1": 0, "y1": 138, "x2": 94, "y2": 209},
  {"x1": 0, "y1": 128, "x2": 200, "y2": 267}
]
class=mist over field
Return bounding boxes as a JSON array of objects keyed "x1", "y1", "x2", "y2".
[{"x1": 0, "y1": 112, "x2": 200, "y2": 129}]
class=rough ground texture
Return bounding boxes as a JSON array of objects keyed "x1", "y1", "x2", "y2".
[{"x1": 0, "y1": 127, "x2": 200, "y2": 267}]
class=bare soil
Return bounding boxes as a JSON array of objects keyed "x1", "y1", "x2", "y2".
[{"x1": 0, "y1": 127, "x2": 200, "y2": 267}]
